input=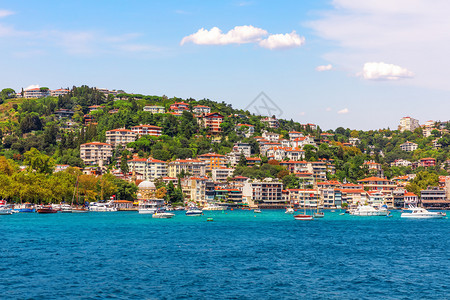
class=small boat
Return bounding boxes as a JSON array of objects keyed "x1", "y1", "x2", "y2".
[
  {"x1": 72, "y1": 207, "x2": 89, "y2": 213},
  {"x1": 254, "y1": 209, "x2": 262, "y2": 213},
  {"x1": 313, "y1": 212, "x2": 325, "y2": 218},
  {"x1": 0, "y1": 204, "x2": 13, "y2": 215},
  {"x1": 138, "y1": 201, "x2": 159, "y2": 214},
  {"x1": 186, "y1": 207, "x2": 203, "y2": 216},
  {"x1": 37, "y1": 206, "x2": 58, "y2": 214},
  {"x1": 294, "y1": 214, "x2": 314, "y2": 221},
  {"x1": 207, "y1": 217, "x2": 214, "y2": 222},
  {"x1": 202, "y1": 203, "x2": 227, "y2": 211},
  {"x1": 89, "y1": 201, "x2": 117, "y2": 212},
  {"x1": 60, "y1": 204, "x2": 72, "y2": 213},
  {"x1": 152, "y1": 211, "x2": 175, "y2": 219},
  {"x1": 285, "y1": 207, "x2": 294, "y2": 214},
  {"x1": 401, "y1": 205, "x2": 446, "y2": 219}
]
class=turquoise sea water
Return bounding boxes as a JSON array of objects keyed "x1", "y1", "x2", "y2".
[{"x1": 1, "y1": 210, "x2": 449, "y2": 299}]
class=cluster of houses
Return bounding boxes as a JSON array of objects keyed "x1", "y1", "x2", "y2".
[{"x1": 17, "y1": 87, "x2": 120, "y2": 99}]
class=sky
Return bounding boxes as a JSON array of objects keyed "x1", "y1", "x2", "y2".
[{"x1": 1, "y1": 0, "x2": 450, "y2": 130}]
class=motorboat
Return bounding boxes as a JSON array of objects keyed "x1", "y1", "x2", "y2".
[
  {"x1": 186, "y1": 207, "x2": 203, "y2": 216},
  {"x1": 254, "y1": 209, "x2": 262, "y2": 213},
  {"x1": 294, "y1": 214, "x2": 313, "y2": 221},
  {"x1": 401, "y1": 205, "x2": 446, "y2": 219},
  {"x1": 152, "y1": 211, "x2": 175, "y2": 219},
  {"x1": 285, "y1": 207, "x2": 295, "y2": 214},
  {"x1": 13, "y1": 203, "x2": 35, "y2": 213},
  {"x1": 89, "y1": 201, "x2": 117, "y2": 212},
  {"x1": 72, "y1": 207, "x2": 89, "y2": 213},
  {"x1": 37, "y1": 206, "x2": 58, "y2": 214},
  {"x1": 60, "y1": 204, "x2": 72, "y2": 213},
  {"x1": 0, "y1": 204, "x2": 12, "y2": 215},
  {"x1": 349, "y1": 205, "x2": 388, "y2": 216},
  {"x1": 203, "y1": 203, "x2": 227, "y2": 211}
]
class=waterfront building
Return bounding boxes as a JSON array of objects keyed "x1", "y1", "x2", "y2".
[
  {"x1": 80, "y1": 142, "x2": 113, "y2": 166},
  {"x1": 357, "y1": 176, "x2": 396, "y2": 193},
  {"x1": 420, "y1": 187, "x2": 449, "y2": 208},
  {"x1": 287, "y1": 189, "x2": 320, "y2": 208},
  {"x1": 242, "y1": 179, "x2": 283, "y2": 206},
  {"x1": 400, "y1": 141, "x2": 418, "y2": 152},
  {"x1": 143, "y1": 105, "x2": 165, "y2": 114},
  {"x1": 127, "y1": 157, "x2": 168, "y2": 180},
  {"x1": 131, "y1": 124, "x2": 162, "y2": 137},
  {"x1": 105, "y1": 129, "x2": 137, "y2": 148},
  {"x1": 399, "y1": 117, "x2": 420, "y2": 132}
]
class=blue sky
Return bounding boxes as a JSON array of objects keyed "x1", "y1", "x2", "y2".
[{"x1": 1, "y1": 0, "x2": 449, "y2": 130}]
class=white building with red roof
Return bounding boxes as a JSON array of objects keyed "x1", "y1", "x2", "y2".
[
  {"x1": 23, "y1": 88, "x2": 50, "y2": 99},
  {"x1": 51, "y1": 89, "x2": 70, "y2": 97},
  {"x1": 168, "y1": 158, "x2": 206, "y2": 178},
  {"x1": 235, "y1": 123, "x2": 255, "y2": 137},
  {"x1": 192, "y1": 105, "x2": 211, "y2": 115},
  {"x1": 131, "y1": 124, "x2": 162, "y2": 137},
  {"x1": 170, "y1": 102, "x2": 189, "y2": 113}
]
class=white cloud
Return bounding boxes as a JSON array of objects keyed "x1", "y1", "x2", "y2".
[
  {"x1": 180, "y1": 25, "x2": 267, "y2": 46},
  {"x1": 316, "y1": 64, "x2": 333, "y2": 72},
  {"x1": 25, "y1": 84, "x2": 40, "y2": 90},
  {"x1": 307, "y1": 0, "x2": 450, "y2": 89},
  {"x1": 259, "y1": 31, "x2": 305, "y2": 50},
  {"x1": 337, "y1": 108, "x2": 349, "y2": 114},
  {"x1": 0, "y1": 10, "x2": 14, "y2": 18},
  {"x1": 359, "y1": 62, "x2": 414, "y2": 80}
]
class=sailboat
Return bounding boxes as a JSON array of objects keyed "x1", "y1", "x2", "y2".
[
  {"x1": 71, "y1": 176, "x2": 89, "y2": 213},
  {"x1": 294, "y1": 199, "x2": 314, "y2": 221},
  {"x1": 313, "y1": 194, "x2": 324, "y2": 218}
]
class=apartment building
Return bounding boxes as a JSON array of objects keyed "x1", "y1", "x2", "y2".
[
  {"x1": 168, "y1": 159, "x2": 206, "y2": 178},
  {"x1": 127, "y1": 157, "x2": 168, "y2": 180},
  {"x1": 242, "y1": 180, "x2": 283, "y2": 205},
  {"x1": 287, "y1": 189, "x2": 320, "y2": 208},
  {"x1": 170, "y1": 102, "x2": 189, "y2": 113},
  {"x1": 23, "y1": 88, "x2": 50, "y2": 99},
  {"x1": 399, "y1": 117, "x2": 420, "y2": 132},
  {"x1": 131, "y1": 125, "x2": 162, "y2": 137},
  {"x1": 236, "y1": 124, "x2": 255, "y2": 137},
  {"x1": 105, "y1": 129, "x2": 137, "y2": 148},
  {"x1": 198, "y1": 153, "x2": 227, "y2": 171},
  {"x1": 400, "y1": 141, "x2": 418, "y2": 152},
  {"x1": 212, "y1": 167, "x2": 234, "y2": 182},
  {"x1": 203, "y1": 112, "x2": 224, "y2": 133},
  {"x1": 51, "y1": 89, "x2": 70, "y2": 97},
  {"x1": 261, "y1": 117, "x2": 279, "y2": 128},
  {"x1": 357, "y1": 176, "x2": 396, "y2": 193},
  {"x1": 192, "y1": 105, "x2": 211, "y2": 115},
  {"x1": 80, "y1": 142, "x2": 113, "y2": 166}
]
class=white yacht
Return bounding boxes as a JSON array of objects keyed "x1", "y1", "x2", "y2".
[
  {"x1": 202, "y1": 203, "x2": 227, "y2": 211},
  {"x1": 401, "y1": 205, "x2": 446, "y2": 219},
  {"x1": 0, "y1": 206, "x2": 12, "y2": 215},
  {"x1": 89, "y1": 201, "x2": 117, "y2": 212},
  {"x1": 60, "y1": 204, "x2": 73, "y2": 213},
  {"x1": 349, "y1": 205, "x2": 388, "y2": 216},
  {"x1": 186, "y1": 207, "x2": 203, "y2": 216}
]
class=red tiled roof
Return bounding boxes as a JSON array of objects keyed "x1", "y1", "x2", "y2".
[{"x1": 358, "y1": 177, "x2": 389, "y2": 182}]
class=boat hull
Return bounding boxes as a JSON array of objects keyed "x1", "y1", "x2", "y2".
[
  {"x1": 37, "y1": 208, "x2": 58, "y2": 214},
  {"x1": 401, "y1": 213, "x2": 445, "y2": 219},
  {"x1": 294, "y1": 214, "x2": 313, "y2": 221},
  {"x1": 152, "y1": 213, "x2": 175, "y2": 219}
]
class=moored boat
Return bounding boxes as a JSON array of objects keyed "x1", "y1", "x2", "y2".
[
  {"x1": 37, "y1": 206, "x2": 58, "y2": 214},
  {"x1": 254, "y1": 209, "x2": 262, "y2": 213},
  {"x1": 294, "y1": 214, "x2": 313, "y2": 221},
  {"x1": 349, "y1": 205, "x2": 388, "y2": 216},
  {"x1": 401, "y1": 205, "x2": 446, "y2": 219},
  {"x1": 202, "y1": 203, "x2": 227, "y2": 211},
  {"x1": 0, "y1": 201, "x2": 13, "y2": 215},
  {"x1": 313, "y1": 212, "x2": 325, "y2": 218},
  {"x1": 152, "y1": 211, "x2": 175, "y2": 219},
  {"x1": 186, "y1": 207, "x2": 203, "y2": 216}
]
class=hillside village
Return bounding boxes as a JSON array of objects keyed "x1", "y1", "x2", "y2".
[{"x1": 1, "y1": 85, "x2": 450, "y2": 209}]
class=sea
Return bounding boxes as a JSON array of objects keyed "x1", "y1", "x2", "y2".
[{"x1": 1, "y1": 209, "x2": 449, "y2": 299}]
